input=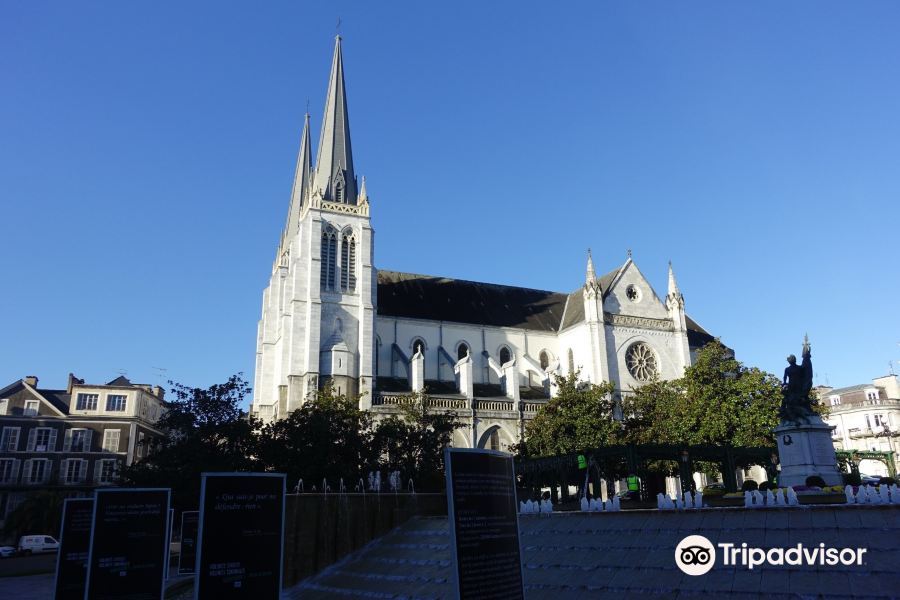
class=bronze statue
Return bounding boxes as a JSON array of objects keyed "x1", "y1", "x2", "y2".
[{"x1": 780, "y1": 335, "x2": 816, "y2": 425}]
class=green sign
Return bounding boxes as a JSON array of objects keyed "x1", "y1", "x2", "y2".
[
  {"x1": 577, "y1": 455, "x2": 587, "y2": 470},
  {"x1": 627, "y1": 476, "x2": 639, "y2": 491}
]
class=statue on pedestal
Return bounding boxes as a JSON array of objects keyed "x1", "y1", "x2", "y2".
[{"x1": 779, "y1": 335, "x2": 817, "y2": 425}]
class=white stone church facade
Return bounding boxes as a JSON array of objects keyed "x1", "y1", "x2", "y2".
[{"x1": 252, "y1": 38, "x2": 719, "y2": 451}]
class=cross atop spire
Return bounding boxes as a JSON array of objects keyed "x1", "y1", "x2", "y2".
[
  {"x1": 313, "y1": 35, "x2": 357, "y2": 204},
  {"x1": 283, "y1": 112, "x2": 312, "y2": 242}
]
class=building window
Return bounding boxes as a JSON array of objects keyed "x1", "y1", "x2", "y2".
[
  {"x1": 539, "y1": 350, "x2": 550, "y2": 371},
  {"x1": 102, "y1": 429, "x2": 121, "y2": 453},
  {"x1": 499, "y1": 347, "x2": 512, "y2": 365},
  {"x1": 29, "y1": 428, "x2": 57, "y2": 452},
  {"x1": 340, "y1": 234, "x2": 356, "y2": 292},
  {"x1": 457, "y1": 343, "x2": 470, "y2": 361},
  {"x1": 567, "y1": 349, "x2": 575, "y2": 375},
  {"x1": 0, "y1": 459, "x2": 18, "y2": 484},
  {"x1": 625, "y1": 285, "x2": 641, "y2": 302},
  {"x1": 335, "y1": 181, "x2": 344, "y2": 203},
  {"x1": 866, "y1": 391, "x2": 878, "y2": 401},
  {"x1": 96, "y1": 459, "x2": 118, "y2": 484},
  {"x1": 65, "y1": 429, "x2": 92, "y2": 453},
  {"x1": 625, "y1": 342, "x2": 659, "y2": 382},
  {"x1": 830, "y1": 396, "x2": 841, "y2": 406},
  {"x1": 320, "y1": 229, "x2": 337, "y2": 291},
  {"x1": 489, "y1": 429, "x2": 500, "y2": 451},
  {"x1": 24, "y1": 459, "x2": 50, "y2": 484},
  {"x1": 23, "y1": 401, "x2": 39, "y2": 416},
  {"x1": 865, "y1": 415, "x2": 872, "y2": 430},
  {"x1": 1, "y1": 427, "x2": 20, "y2": 452},
  {"x1": 106, "y1": 395, "x2": 127, "y2": 412},
  {"x1": 137, "y1": 432, "x2": 145, "y2": 459},
  {"x1": 63, "y1": 459, "x2": 87, "y2": 484},
  {"x1": 0, "y1": 398, "x2": 7, "y2": 416},
  {"x1": 75, "y1": 393, "x2": 98, "y2": 411}
]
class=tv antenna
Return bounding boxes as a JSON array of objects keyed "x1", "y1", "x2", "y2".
[{"x1": 151, "y1": 366, "x2": 168, "y2": 385}]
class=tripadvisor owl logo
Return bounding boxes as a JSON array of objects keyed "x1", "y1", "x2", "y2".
[{"x1": 675, "y1": 535, "x2": 716, "y2": 576}]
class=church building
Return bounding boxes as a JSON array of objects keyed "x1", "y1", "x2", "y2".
[{"x1": 252, "y1": 37, "x2": 718, "y2": 450}]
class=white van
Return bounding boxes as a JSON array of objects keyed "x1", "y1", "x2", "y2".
[{"x1": 17, "y1": 535, "x2": 59, "y2": 554}]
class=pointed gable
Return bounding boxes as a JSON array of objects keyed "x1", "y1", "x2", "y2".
[{"x1": 602, "y1": 258, "x2": 669, "y2": 320}]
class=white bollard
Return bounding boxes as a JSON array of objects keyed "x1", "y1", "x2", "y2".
[
  {"x1": 694, "y1": 491, "x2": 703, "y2": 509},
  {"x1": 766, "y1": 490, "x2": 776, "y2": 506},
  {"x1": 580, "y1": 496, "x2": 590, "y2": 512},
  {"x1": 844, "y1": 485, "x2": 856, "y2": 504}
]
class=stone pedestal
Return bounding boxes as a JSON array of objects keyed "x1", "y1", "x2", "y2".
[{"x1": 774, "y1": 417, "x2": 843, "y2": 487}]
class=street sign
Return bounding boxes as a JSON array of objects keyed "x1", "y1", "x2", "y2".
[
  {"x1": 84, "y1": 488, "x2": 171, "y2": 600},
  {"x1": 445, "y1": 448, "x2": 525, "y2": 600},
  {"x1": 195, "y1": 473, "x2": 285, "y2": 600},
  {"x1": 53, "y1": 498, "x2": 93, "y2": 600}
]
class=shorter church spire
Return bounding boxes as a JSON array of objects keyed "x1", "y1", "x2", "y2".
[
  {"x1": 284, "y1": 112, "x2": 312, "y2": 241},
  {"x1": 586, "y1": 248, "x2": 596, "y2": 285},
  {"x1": 666, "y1": 261, "x2": 684, "y2": 308}
]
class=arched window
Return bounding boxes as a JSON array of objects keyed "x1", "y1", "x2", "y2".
[
  {"x1": 567, "y1": 349, "x2": 575, "y2": 375},
  {"x1": 320, "y1": 229, "x2": 337, "y2": 291},
  {"x1": 499, "y1": 346, "x2": 511, "y2": 365},
  {"x1": 340, "y1": 233, "x2": 356, "y2": 292},
  {"x1": 457, "y1": 343, "x2": 469, "y2": 361},
  {"x1": 539, "y1": 350, "x2": 550, "y2": 371},
  {"x1": 412, "y1": 339, "x2": 425, "y2": 356},
  {"x1": 489, "y1": 429, "x2": 501, "y2": 451},
  {"x1": 334, "y1": 181, "x2": 344, "y2": 203}
]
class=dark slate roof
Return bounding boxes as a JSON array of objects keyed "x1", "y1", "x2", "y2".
[
  {"x1": 828, "y1": 383, "x2": 875, "y2": 396},
  {"x1": 376, "y1": 270, "x2": 723, "y2": 349},
  {"x1": 106, "y1": 376, "x2": 132, "y2": 386},
  {"x1": 377, "y1": 271, "x2": 568, "y2": 332},
  {"x1": 37, "y1": 389, "x2": 71, "y2": 413}
]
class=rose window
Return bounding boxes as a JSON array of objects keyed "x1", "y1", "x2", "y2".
[{"x1": 626, "y1": 343, "x2": 658, "y2": 381}]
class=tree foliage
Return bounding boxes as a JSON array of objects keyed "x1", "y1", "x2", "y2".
[
  {"x1": 371, "y1": 394, "x2": 462, "y2": 492},
  {"x1": 520, "y1": 372, "x2": 618, "y2": 457},
  {"x1": 519, "y1": 341, "x2": 784, "y2": 461},
  {"x1": 255, "y1": 383, "x2": 375, "y2": 490},
  {"x1": 623, "y1": 341, "x2": 782, "y2": 447},
  {"x1": 126, "y1": 376, "x2": 463, "y2": 508},
  {"x1": 124, "y1": 374, "x2": 260, "y2": 511}
]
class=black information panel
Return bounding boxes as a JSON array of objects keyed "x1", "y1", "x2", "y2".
[
  {"x1": 178, "y1": 511, "x2": 199, "y2": 575},
  {"x1": 54, "y1": 498, "x2": 94, "y2": 600},
  {"x1": 195, "y1": 473, "x2": 285, "y2": 600},
  {"x1": 85, "y1": 488, "x2": 171, "y2": 600},
  {"x1": 446, "y1": 449, "x2": 525, "y2": 600}
]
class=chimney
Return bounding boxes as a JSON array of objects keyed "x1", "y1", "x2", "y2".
[
  {"x1": 152, "y1": 386, "x2": 165, "y2": 401},
  {"x1": 67, "y1": 373, "x2": 84, "y2": 394},
  {"x1": 23, "y1": 375, "x2": 38, "y2": 387}
]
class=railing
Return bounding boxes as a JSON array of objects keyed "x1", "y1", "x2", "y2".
[
  {"x1": 373, "y1": 395, "x2": 549, "y2": 415},
  {"x1": 373, "y1": 395, "x2": 469, "y2": 410},
  {"x1": 474, "y1": 400, "x2": 514, "y2": 412}
]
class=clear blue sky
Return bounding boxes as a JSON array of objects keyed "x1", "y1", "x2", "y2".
[{"x1": 2, "y1": 1, "x2": 898, "y2": 399}]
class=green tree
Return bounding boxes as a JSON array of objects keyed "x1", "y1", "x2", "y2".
[
  {"x1": 519, "y1": 371, "x2": 619, "y2": 457},
  {"x1": 623, "y1": 341, "x2": 782, "y2": 447},
  {"x1": 2, "y1": 491, "x2": 65, "y2": 541},
  {"x1": 123, "y1": 374, "x2": 259, "y2": 511},
  {"x1": 371, "y1": 394, "x2": 462, "y2": 492},
  {"x1": 255, "y1": 383, "x2": 374, "y2": 491}
]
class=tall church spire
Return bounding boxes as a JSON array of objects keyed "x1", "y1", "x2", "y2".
[
  {"x1": 585, "y1": 249, "x2": 597, "y2": 286},
  {"x1": 284, "y1": 112, "x2": 312, "y2": 240},
  {"x1": 314, "y1": 35, "x2": 357, "y2": 204}
]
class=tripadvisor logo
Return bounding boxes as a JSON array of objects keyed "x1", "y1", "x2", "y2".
[
  {"x1": 675, "y1": 535, "x2": 868, "y2": 576},
  {"x1": 675, "y1": 535, "x2": 716, "y2": 576}
]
